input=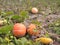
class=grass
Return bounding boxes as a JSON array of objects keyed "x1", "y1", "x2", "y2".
[{"x1": 0, "y1": 0, "x2": 60, "y2": 14}]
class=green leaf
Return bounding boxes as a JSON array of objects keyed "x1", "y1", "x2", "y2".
[
  {"x1": 45, "y1": 33, "x2": 50, "y2": 38},
  {"x1": 34, "y1": 41, "x2": 41, "y2": 45},
  {"x1": 31, "y1": 20, "x2": 42, "y2": 26},
  {"x1": 9, "y1": 42, "x2": 15, "y2": 45},
  {"x1": 56, "y1": 29, "x2": 60, "y2": 35},
  {"x1": 11, "y1": 15, "x2": 20, "y2": 20},
  {"x1": 0, "y1": 24, "x2": 13, "y2": 34},
  {"x1": 19, "y1": 37, "x2": 28, "y2": 45},
  {"x1": 0, "y1": 37, "x2": 4, "y2": 43},
  {"x1": 6, "y1": 11, "x2": 14, "y2": 15},
  {"x1": 20, "y1": 11, "x2": 29, "y2": 19},
  {"x1": 1, "y1": 11, "x2": 14, "y2": 17},
  {"x1": 11, "y1": 15, "x2": 24, "y2": 22}
]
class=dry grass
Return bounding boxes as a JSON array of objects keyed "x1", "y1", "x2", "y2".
[{"x1": 0, "y1": 0, "x2": 60, "y2": 14}]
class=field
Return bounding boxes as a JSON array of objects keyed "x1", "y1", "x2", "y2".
[{"x1": 0, "y1": 0, "x2": 60, "y2": 45}]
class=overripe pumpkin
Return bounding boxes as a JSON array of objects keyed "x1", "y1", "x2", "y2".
[
  {"x1": 36, "y1": 37, "x2": 53, "y2": 44},
  {"x1": 13, "y1": 23, "x2": 26, "y2": 37},
  {"x1": 27, "y1": 24, "x2": 40, "y2": 36}
]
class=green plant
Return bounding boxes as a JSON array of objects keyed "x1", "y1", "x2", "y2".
[
  {"x1": 11, "y1": 11, "x2": 29, "y2": 23},
  {"x1": 0, "y1": 11, "x2": 14, "y2": 17},
  {"x1": 13, "y1": 37, "x2": 41, "y2": 45},
  {"x1": 11, "y1": 15, "x2": 23, "y2": 23},
  {"x1": 20, "y1": 11, "x2": 29, "y2": 19},
  {"x1": 48, "y1": 18, "x2": 60, "y2": 35},
  {"x1": 0, "y1": 24, "x2": 13, "y2": 34},
  {"x1": 31, "y1": 20, "x2": 42, "y2": 26}
]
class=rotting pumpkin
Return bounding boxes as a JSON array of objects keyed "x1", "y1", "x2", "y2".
[
  {"x1": 27, "y1": 24, "x2": 40, "y2": 36},
  {"x1": 36, "y1": 37, "x2": 53, "y2": 44}
]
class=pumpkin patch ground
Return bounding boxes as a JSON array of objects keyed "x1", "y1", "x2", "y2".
[{"x1": 0, "y1": 0, "x2": 60, "y2": 45}]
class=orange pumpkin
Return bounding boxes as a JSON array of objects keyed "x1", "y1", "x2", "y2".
[
  {"x1": 27, "y1": 24, "x2": 40, "y2": 36},
  {"x1": 13, "y1": 23, "x2": 26, "y2": 37}
]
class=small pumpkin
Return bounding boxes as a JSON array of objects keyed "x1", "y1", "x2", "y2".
[
  {"x1": 27, "y1": 24, "x2": 40, "y2": 36},
  {"x1": 36, "y1": 37, "x2": 53, "y2": 44},
  {"x1": 13, "y1": 23, "x2": 26, "y2": 37},
  {"x1": 31, "y1": 7, "x2": 38, "y2": 14}
]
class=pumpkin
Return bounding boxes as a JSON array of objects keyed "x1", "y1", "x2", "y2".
[
  {"x1": 27, "y1": 24, "x2": 40, "y2": 36},
  {"x1": 36, "y1": 37, "x2": 53, "y2": 44},
  {"x1": 13, "y1": 23, "x2": 26, "y2": 37},
  {"x1": 31, "y1": 7, "x2": 38, "y2": 14}
]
